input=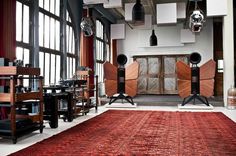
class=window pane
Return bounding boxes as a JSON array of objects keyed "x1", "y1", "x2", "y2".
[
  {"x1": 51, "y1": 54, "x2": 55, "y2": 84},
  {"x1": 66, "y1": 10, "x2": 69, "y2": 22},
  {"x1": 56, "y1": 55, "x2": 61, "y2": 83},
  {"x1": 23, "y1": 48, "x2": 29, "y2": 66},
  {"x1": 16, "y1": 2, "x2": 22, "y2": 42},
  {"x1": 55, "y1": 0, "x2": 60, "y2": 17},
  {"x1": 39, "y1": 13, "x2": 44, "y2": 47},
  {"x1": 67, "y1": 57, "x2": 70, "y2": 78},
  {"x1": 44, "y1": 0, "x2": 49, "y2": 12},
  {"x1": 16, "y1": 47, "x2": 23, "y2": 60},
  {"x1": 39, "y1": 52, "x2": 44, "y2": 76},
  {"x1": 68, "y1": 27, "x2": 72, "y2": 53},
  {"x1": 70, "y1": 58, "x2": 73, "y2": 78},
  {"x1": 72, "y1": 31, "x2": 75, "y2": 54},
  {"x1": 39, "y1": 0, "x2": 44, "y2": 8},
  {"x1": 66, "y1": 25, "x2": 69, "y2": 52},
  {"x1": 72, "y1": 58, "x2": 75, "y2": 74},
  {"x1": 55, "y1": 20, "x2": 60, "y2": 51},
  {"x1": 106, "y1": 44, "x2": 109, "y2": 61},
  {"x1": 23, "y1": 48, "x2": 30, "y2": 86},
  {"x1": 44, "y1": 15, "x2": 49, "y2": 48},
  {"x1": 23, "y1": 5, "x2": 29, "y2": 43},
  {"x1": 50, "y1": 0, "x2": 55, "y2": 14},
  {"x1": 50, "y1": 18, "x2": 55, "y2": 49},
  {"x1": 45, "y1": 53, "x2": 50, "y2": 85}
]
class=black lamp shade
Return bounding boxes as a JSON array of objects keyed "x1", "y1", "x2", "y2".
[
  {"x1": 132, "y1": 0, "x2": 145, "y2": 24},
  {"x1": 150, "y1": 29, "x2": 157, "y2": 46}
]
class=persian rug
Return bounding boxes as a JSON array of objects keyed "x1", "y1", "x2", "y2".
[{"x1": 10, "y1": 110, "x2": 236, "y2": 156}]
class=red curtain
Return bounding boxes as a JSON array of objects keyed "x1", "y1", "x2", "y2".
[
  {"x1": 0, "y1": 0, "x2": 16, "y2": 60},
  {"x1": 111, "y1": 39, "x2": 117, "y2": 66},
  {"x1": 0, "y1": 0, "x2": 16, "y2": 119}
]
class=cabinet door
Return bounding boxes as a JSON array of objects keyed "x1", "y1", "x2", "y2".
[
  {"x1": 135, "y1": 55, "x2": 188, "y2": 95},
  {"x1": 147, "y1": 57, "x2": 161, "y2": 94},
  {"x1": 136, "y1": 58, "x2": 147, "y2": 94},
  {"x1": 163, "y1": 56, "x2": 177, "y2": 94}
]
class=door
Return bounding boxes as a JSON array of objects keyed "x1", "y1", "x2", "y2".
[{"x1": 213, "y1": 22, "x2": 223, "y2": 96}]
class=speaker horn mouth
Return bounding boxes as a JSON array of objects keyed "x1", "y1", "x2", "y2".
[
  {"x1": 117, "y1": 54, "x2": 128, "y2": 66},
  {"x1": 190, "y1": 52, "x2": 201, "y2": 64}
]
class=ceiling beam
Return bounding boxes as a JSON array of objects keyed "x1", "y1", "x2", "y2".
[{"x1": 93, "y1": 4, "x2": 117, "y2": 23}]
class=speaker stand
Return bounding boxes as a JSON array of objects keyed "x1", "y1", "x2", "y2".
[
  {"x1": 182, "y1": 94, "x2": 209, "y2": 106},
  {"x1": 109, "y1": 93, "x2": 134, "y2": 105}
]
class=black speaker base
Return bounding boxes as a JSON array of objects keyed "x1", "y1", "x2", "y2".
[
  {"x1": 182, "y1": 94, "x2": 209, "y2": 106},
  {"x1": 109, "y1": 93, "x2": 134, "y2": 105}
]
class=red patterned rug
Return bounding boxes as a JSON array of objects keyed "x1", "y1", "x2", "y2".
[{"x1": 10, "y1": 110, "x2": 236, "y2": 156}]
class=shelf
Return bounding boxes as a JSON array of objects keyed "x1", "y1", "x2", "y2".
[
  {"x1": 139, "y1": 44, "x2": 184, "y2": 48},
  {"x1": 0, "y1": 103, "x2": 11, "y2": 107},
  {"x1": 0, "y1": 66, "x2": 40, "y2": 76},
  {"x1": 16, "y1": 92, "x2": 41, "y2": 102},
  {"x1": 0, "y1": 67, "x2": 43, "y2": 144}
]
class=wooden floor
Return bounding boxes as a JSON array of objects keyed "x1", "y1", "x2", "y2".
[{"x1": 101, "y1": 95, "x2": 224, "y2": 106}]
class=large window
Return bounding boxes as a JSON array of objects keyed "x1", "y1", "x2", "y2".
[
  {"x1": 16, "y1": 0, "x2": 77, "y2": 86},
  {"x1": 16, "y1": 1, "x2": 30, "y2": 66},
  {"x1": 16, "y1": 0, "x2": 31, "y2": 86},
  {"x1": 95, "y1": 20, "x2": 109, "y2": 83},
  {"x1": 66, "y1": 10, "x2": 76, "y2": 79},
  {"x1": 39, "y1": 0, "x2": 61, "y2": 85}
]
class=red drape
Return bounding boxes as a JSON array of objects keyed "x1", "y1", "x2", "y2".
[
  {"x1": 0, "y1": 0, "x2": 16, "y2": 60},
  {"x1": 0, "y1": 0, "x2": 16, "y2": 119}
]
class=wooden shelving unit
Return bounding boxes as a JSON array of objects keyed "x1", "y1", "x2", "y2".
[
  {"x1": 0, "y1": 66, "x2": 44, "y2": 144},
  {"x1": 75, "y1": 70, "x2": 98, "y2": 115}
]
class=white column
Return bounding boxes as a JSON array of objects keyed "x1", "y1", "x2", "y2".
[{"x1": 223, "y1": 0, "x2": 234, "y2": 106}]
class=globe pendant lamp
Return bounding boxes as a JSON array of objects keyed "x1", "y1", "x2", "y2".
[
  {"x1": 150, "y1": 29, "x2": 157, "y2": 46},
  {"x1": 132, "y1": 0, "x2": 145, "y2": 25}
]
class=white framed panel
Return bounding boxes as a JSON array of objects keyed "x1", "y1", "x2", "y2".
[
  {"x1": 104, "y1": 0, "x2": 122, "y2": 8},
  {"x1": 156, "y1": 3, "x2": 177, "y2": 24},
  {"x1": 177, "y1": 2, "x2": 186, "y2": 19},
  {"x1": 180, "y1": 29, "x2": 195, "y2": 43},
  {"x1": 125, "y1": 3, "x2": 135, "y2": 21},
  {"x1": 111, "y1": 24, "x2": 125, "y2": 39},
  {"x1": 83, "y1": 0, "x2": 108, "y2": 5},
  {"x1": 207, "y1": 0, "x2": 227, "y2": 17}
]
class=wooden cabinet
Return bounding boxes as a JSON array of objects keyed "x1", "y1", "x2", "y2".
[
  {"x1": 0, "y1": 67, "x2": 44, "y2": 144},
  {"x1": 133, "y1": 55, "x2": 188, "y2": 95}
]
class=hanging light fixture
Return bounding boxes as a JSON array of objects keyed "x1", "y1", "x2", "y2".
[
  {"x1": 132, "y1": 0, "x2": 145, "y2": 25},
  {"x1": 80, "y1": 8, "x2": 94, "y2": 37},
  {"x1": 149, "y1": 29, "x2": 157, "y2": 46},
  {"x1": 189, "y1": 0, "x2": 205, "y2": 33}
]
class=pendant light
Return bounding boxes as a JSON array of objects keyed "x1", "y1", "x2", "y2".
[
  {"x1": 149, "y1": 29, "x2": 157, "y2": 46},
  {"x1": 132, "y1": 0, "x2": 145, "y2": 25},
  {"x1": 80, "y1": 8, "x2": 94, "y2": 37}
]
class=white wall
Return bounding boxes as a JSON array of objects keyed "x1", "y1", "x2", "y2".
[{"x1": 117, "y1": 19, "x2": 214, "y2": 66}]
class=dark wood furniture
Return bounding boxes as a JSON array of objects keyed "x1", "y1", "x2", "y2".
[
  {"x1": 43, "y1": 85, "x2": 74, "y2": 124},
  {"x1": 133, "y1": 55, "x2": 188, "y2": 95},
  {"x1": 0, "y1": 67, "x2": 44, "y2": 144},
  {"x1": 74, "y1": 70, "x2": 98, "y2": 115}
]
